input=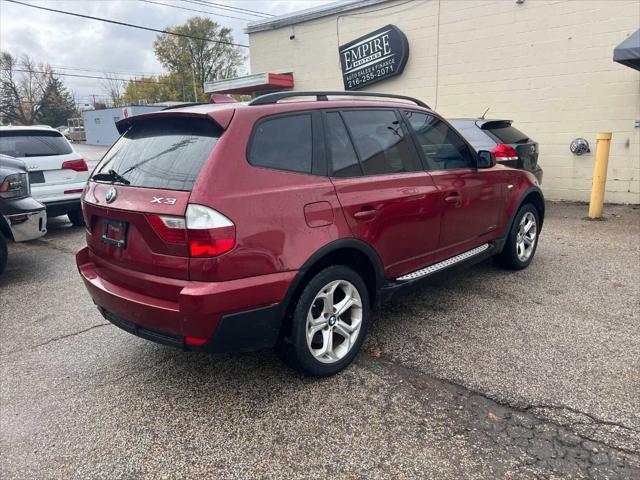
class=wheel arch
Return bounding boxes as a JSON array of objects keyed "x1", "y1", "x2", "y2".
[
  {"x1": 0, "y1": 216, "x2": 14, "y2": 242},
  {"x1": 278, "y1": 238, "x2": 385, "y2": 338},
  {"x1": 521, "y1": 187, "x2": 545, "y2": 230},
  {"x1": 506, "y1": 186, "x2": 545, "y2": 235}
]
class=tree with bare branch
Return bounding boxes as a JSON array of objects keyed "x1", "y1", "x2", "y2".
[
  {"x1": 102, "y1": 74, "x2": 124, "y2": 107},
  {"x1": 0, "y1": 52, "x2": 55, "y2": 125}
]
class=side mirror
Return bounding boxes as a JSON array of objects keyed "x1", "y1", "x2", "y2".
[{"x1": 477, "y1": 150, "x2": 496, "y2": 169}]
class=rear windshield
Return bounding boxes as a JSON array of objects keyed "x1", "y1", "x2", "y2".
[
  {"x1": 0, "y1": 130, "x2": 72, "y2": 157},
  {"x1": 94, "y1": 117, "x2": 221, "y2": 191},
  {"x1": 448, "y1": 121, "x2": 496, "y2": 151},
  {"x1": 484, "y1": 123, "x2": 530, "y2": 144}
]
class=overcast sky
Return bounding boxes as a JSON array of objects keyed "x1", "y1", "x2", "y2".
[{"x1": 0, "y1": 0, "x2": 330, "y2": 104}]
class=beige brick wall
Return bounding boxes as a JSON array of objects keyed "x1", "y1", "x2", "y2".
[{"x1": 249, "y1": 0, "x2": 640, "y2": 203}]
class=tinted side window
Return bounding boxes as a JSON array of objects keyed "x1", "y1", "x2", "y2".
[
  {"x1": 341, "y1": 110, "x2": 420, "y2": 176},
  {"x1": 0, "y1": 130, "x2": 72, "y2": 157},
  {"x1": 325, "y1": 112, "x2": 362, "y2": 177},
  {"x1": 404, "y1": 112, "x2": 474, "y2": 170},
  {"x1": 249, "y1": 114, "x2": 313, "y2": 174}
]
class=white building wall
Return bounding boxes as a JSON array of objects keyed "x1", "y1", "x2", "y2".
[{"x1": 249, "y1": 0, "x2": 640, "y2": 203}]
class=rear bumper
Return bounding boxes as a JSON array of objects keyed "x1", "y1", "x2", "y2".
[
  {"x1": 76, "y1": 246, "x2": 295, "y2": 352},
  {"x1": 44, "y1": 198, "x2": 81, "y2": 217},
  {"x1": 31, "y1": 181, "x2": 85, "y2": 206},
  {"x1": 100, "y1": 303, "x2": 284, "y2": 353},
  {"x1": 533, "y1": 165, "x2": 543, "y2": 184}
]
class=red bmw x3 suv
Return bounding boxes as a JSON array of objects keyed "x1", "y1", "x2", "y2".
[{"x1": 76, "y1": 91, "x2": 544, "y2": 377}]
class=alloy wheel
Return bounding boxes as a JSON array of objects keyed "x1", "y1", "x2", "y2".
[
  {"x1": 305, "y1": 280, "x2": 363, "y2": 364},
  {"x1": 516, "y1": 211, "x2": 537, "y2": 262}
]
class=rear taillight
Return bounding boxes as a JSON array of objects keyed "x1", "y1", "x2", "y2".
[
  {"x1": 490, "y1": 144, "x2": 518, "y2": 161},
  {"x1": 186, "y1": 204, "x2": 235, "y2": 257},
  {"x1": 62, "y1": 159, "x2": 88, "y2": 172},
  {"x1": 146, "y1": 204, "x2": 235, "y2": 258}
]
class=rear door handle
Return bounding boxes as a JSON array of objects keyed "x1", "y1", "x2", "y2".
[
  {"x1": 353, "y1": 207, "x2": 378, "y2": 221},
  {"x1": 444, "y1": 191, "x2": 462, "y2": 205}
]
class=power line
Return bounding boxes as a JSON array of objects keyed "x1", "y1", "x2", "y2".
[
  {"x1": 181, "y1": 0, "x2": 272, "y2": 18},
  {"x1": 2, "y1": 67, "x2": 185, "y2": 88},
  {"x1": 139, "y1": 0, "x2": 258, "y2": 22},
  {"x1": 4, "y1": 0, "x2": 250, "y2": 48},
  {"x1": 50, "y1": 64, "x2": 166, "y2": 77}
]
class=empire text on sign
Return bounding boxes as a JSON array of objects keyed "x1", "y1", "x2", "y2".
[{"x1": 339, "y1": 25, "x2": 409, "y2": 90}]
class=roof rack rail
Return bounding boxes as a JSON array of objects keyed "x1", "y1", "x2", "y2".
[{"x1": 248, "y1": 91, "x2": 430, "y2": 109}]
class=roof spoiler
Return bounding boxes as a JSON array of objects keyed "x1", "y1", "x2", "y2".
[
  {"x1": 116, "y1": 108, "x2": 235, "y2": 134},
  {"x1": 478, "y1": 120, "x2": 513, "y2": 129}
]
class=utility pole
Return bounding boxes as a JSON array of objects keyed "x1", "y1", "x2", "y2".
[{"x1": 191, "y1": 66, "x2": 197, "y2": 102}]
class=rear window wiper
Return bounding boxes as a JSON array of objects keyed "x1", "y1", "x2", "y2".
[{"x1": 92, "y1": 169, "x2": 130, "y2": 185}]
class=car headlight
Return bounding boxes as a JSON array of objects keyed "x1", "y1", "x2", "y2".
[{"x1": 0, "y1": 173, "x2": 30, "y2": 199}]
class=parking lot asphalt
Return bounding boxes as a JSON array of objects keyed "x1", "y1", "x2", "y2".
[
  {"x1": 73, "y1": 143, "x2": 108, "y2": 169},
  {"x1": 1, "y1": 202, "x2": 638, "y2": 479}
]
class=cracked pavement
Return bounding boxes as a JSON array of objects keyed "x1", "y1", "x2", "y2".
[{"x1": 1, "y1": 202, "x2": 639, "y2": 479}]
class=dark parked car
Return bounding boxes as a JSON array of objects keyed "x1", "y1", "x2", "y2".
[
  {"x1": 448, "y1": 119, "x2": 543, "y2": 184},
  {"x1": 76, "y1": 91, "x2": 544, "y2": 377},
  {"x1": 0, "y1": 154, "x2": 47, "y2": 275}
]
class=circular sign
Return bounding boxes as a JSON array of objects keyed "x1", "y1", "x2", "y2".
[{"x1": 570, "y1": 138, "x2": 590, "y2": 156}]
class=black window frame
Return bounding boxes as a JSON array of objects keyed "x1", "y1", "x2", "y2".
[
  {"x1": 323, "y1": 107, "x2": 425, "y2": 178},
  {"x1": 400, "y1": 109, "x2": 479, "y2": 172},
  {"x1": 246, "y1": 110, "x2": 326, "y2": 176}
]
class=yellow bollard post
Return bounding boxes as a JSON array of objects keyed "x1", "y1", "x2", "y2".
[{"x1": 588, "y1": 132, "x2": 612, "y2": 219}]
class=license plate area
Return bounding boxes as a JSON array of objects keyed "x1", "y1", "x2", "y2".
[
  {"x1": 102, "y1": 219, "x2": 128, "y2": 248},
  {"x1": 29, "y1": 171, "x2": 45, "y2": 184}
]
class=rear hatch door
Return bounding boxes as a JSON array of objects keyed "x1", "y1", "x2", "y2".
[
  {"x1": 479, "y1": 120, "x2": 539, "y2": 171},
  {"x1": 0, "y1": 129, "x2": 83, "y2": 186},
  {"x1": 84, "y1": 115, "x2": 223, "y2": 282}
]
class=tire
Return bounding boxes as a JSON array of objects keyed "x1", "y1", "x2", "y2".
[
  {"x1": 278, "y1": 265, "x2": 370, "y2": 377},
  {"x1": 0, "y1": 234, "x2": 7, "y2": 276},
  {"x1": 495, "y1": 203, "x2": 540, "y2": 270},
  {"x1": 67, "y1": 209, "x2": 85, "y2": 227}
]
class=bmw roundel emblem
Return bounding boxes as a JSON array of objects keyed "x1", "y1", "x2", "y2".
[{"x1": 105, "y1": 187, "x2": 117, "y2": 203}]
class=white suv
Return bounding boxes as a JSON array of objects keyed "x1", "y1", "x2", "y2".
[{"x1": 0, "y1": 126, "x2": 89, "y2": 225}]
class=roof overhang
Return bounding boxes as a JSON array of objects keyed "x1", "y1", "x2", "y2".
[
  {"x1": 614, "y1": 29, "x2": 640, "y2": 71},
  {"x1": 203, "y1": 72, "x2": 294, "y2": 95},
  {"x1": 245, "y1": 0, "x2": 390, "y2": 34}
]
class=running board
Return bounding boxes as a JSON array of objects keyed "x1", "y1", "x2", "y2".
[{"x1": 396, "y1": 244, "x2": 491, "y2": 281}]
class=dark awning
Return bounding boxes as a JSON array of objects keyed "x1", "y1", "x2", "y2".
[{"x1": 613, "y1": 29, "x2": 640, "y2": 71}]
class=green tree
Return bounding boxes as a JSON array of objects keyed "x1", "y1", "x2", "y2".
[
  {"x1": 153, "y1": 17, "x2": 244, "y2": 102},
  {"x1": 38, "y1": 75, "x2": 77, "y2": 127},
  {"x1": 121, "y1": 74, "x2": 186, "y2": 105}
]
